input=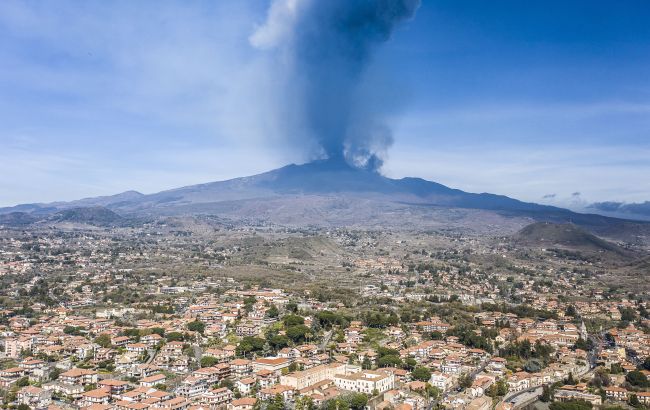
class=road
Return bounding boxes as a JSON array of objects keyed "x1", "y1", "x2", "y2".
[
  {"x1": 505, "y1": 387, "x2": 543, "y2": 408},
  {"x1": 319, "y1": 330, "x2": 334, "y2": 352},
  {"x1": 498, "y1": 351, "x2": 594, "y2": 409}
]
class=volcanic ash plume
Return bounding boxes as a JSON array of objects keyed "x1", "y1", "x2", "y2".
[{"x1": 251, "y1": 0, "x2": 420, "y2": 171}]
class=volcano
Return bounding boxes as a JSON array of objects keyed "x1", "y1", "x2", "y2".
[{"x1": 1, "y1": 159, "x2": 648, "y2": 237}]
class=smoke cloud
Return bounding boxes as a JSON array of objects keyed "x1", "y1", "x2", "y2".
[{"x1": 251, "y1": 0, "x2": 420, "y2": 171}]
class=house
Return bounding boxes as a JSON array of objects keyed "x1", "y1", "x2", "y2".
[
  {"x1": 0, "y1": 367, "x2": 25, "y2": 383},
  {"x1": 42, "y1": 381, "x2": 85, "y2": 399},
  {"x1": 141, "y1": 334, "x2": 163, "y2": 347},
  {"x1": 253, "y1": 357, "x2": 291, "y2": 373},
  {"x1": 554, "y1": 386, "x2": 603, "y2": 406},
  {"x1": 79, "y1": 388, "x2": 112, "y2": 407},
  {"x1": 199, "y1": 387, "x2": 233, "y2": 409},
  {"x1": 176, "y1": 376, "x2": 209, "y2": 398},
  {"x1": 17, "y1": 385, "x2": 52, "y2": 408},
  {"x1": 140, "y1": 373, "x2": 167, "y2": 387},
  {"x1": 334, "y1": 370, "x2": 395, "y2": 394},
  {"x1": 236, "y1": 378, "x2": 256, "y2": 396},
  {"x1": 230, "y1": 359, "x2": 252, "y2": 378},
  {"x1": 112, "y1": 336, "x2": 132, "y2": 347},
  {"x1": 60, "y1": 368, "x2": 98, "y2": 386},
  {"x1": 488, "y1": 357, "x2": 507, "y2": 373},
  {"x1": 469, "y1": 377, "x2": 494, "y2": 397},
  {"x1": 98, "y1": 379, "x2": 130, "y2": 396},
  {"x1": 256, "y1": 369, "x2": 279, "y2": 389},
  {"x1": 229, "y1": 397, "x2": 257, "y2": 410},
  {"x1": 466, "y1": 396, "x2": 492, "y2": 410},
  {"x1": 193, "y1": 367, "x2": 223, "y2": 385},
  {"x1": 277, "y1": 348, "x2": 300, "y2": 361},
  {"x1": 203, "y1": 348, "x2": 235, "y2": 363},
  {"x1": 604, "y1": 386, "x2": 628, "y2": 401},
  {"x1": 162, "y1": 341, "x2": 185, "y2": 357},
  {"x1": 258, "y1": 385, "x2": 294, "y2": 402},
  {"x1": 127, "y1": 343, "x2": 148, "y2": 355},
  {"x1": 507, "y1": 372, "x2": 531, "y2": 392},
  {"x1": 156, "y1": 397, "x2": 191, "y2": 410},
  {"x1": 236, "y1": 322, "x2": 260, "y2": 337},
  {"x1": 429, "y1": 372, "x2": 453, "y2": 392}
]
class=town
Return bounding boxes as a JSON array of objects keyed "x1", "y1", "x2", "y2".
[{"x1": 1, "y1": 221, "x2": 648, "y2": 410}]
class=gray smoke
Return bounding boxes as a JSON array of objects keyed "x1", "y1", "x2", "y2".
[{"x1": 251, "y1": 0, "x2": 420, "y2": 171}]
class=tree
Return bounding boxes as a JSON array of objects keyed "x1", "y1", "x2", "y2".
[
  {"x1": 362, "y1": 356, "x2": 373, "y2": 370},
  {"x1": 629, "y1": 394, "x2": 642, "y2": 408},
  {"x1": 619, "y1": 307, "x2": 637, "y2": 322},
  {"x1": 50, "y1": 367, "x2": 62, "y2": 380},
  {"x1": 237, "y1": 337, "x2": 266, "y2": 356},
  {"x1": 295, "y1": 396, "x2": 315, "y2": 410},
  {"x1": 63, "y1": 325, "x2": 82, "y2": 335},
  {"x1": 643, "y1": 356, "x2": 650, "y2": 371},
  {"x1": 265, "y1": 393, "x2": 285, "y2": 410},
  {"x1": 269, "y1": 335, "x2": 290, "y2": 349},
  {"x1": 590, "y1": 368, "x2": 610, "y2": 388},
  {"x1": 16, "y1": 376, "x2": 30, "y2": 387},
  {"x1": 201, "y1": 356, "x2": 218, "y2": 368},
  {"x1": 324, "y1": 398, "x2": 350, "y2": 410},
  {"x1": 430, "y1": 331, "x2": 444, "y2": 340},
  {"x1": 151, "y1": 327, "x2": 166, "y2": 336},
  {"x1": 403, "y1": 357, "x2": 417, "y2": 371},
  {"x1": 286, "y1": 325, "x2": 311, "y2": 343},
  {"x1": 377, "y1": 355, "x2": 402, "y2": 368},
  {"x1": 425, "y1": 383, "x2": 441, "y2": 400},
  {"x1": 566, "y1": 305, "x2": 577, "y2": 317},
  {"x1": 166, "y1": 332, "x2": 185, "y2": 342},
  {"x1": 283, "y1": 314, "x2": 305, "y2": 327},
  {"x1": 459, "y1": 373, "x2": 474, "y2": 389},
  {"x1": 626, "y1": 370, "x2": 649, "y2": 387},
  {"x1": 486, "y1": 380, "x2": 508, "y2": 398},
  {"x1": 524, "y1": 358, "x2": 543, "y2": 373},
  {"x1": 540, "y1": 385, "x2": 553, "y2": 402},
  {"x1": 411, "y1": 366, "x2": 432, "y2": 382},
  {"x1": 267, "y1": 305, "x2": 279, "y2": 318},
  {"x1": 187, "y1": 320, "x2": 206, "y2": 334},
  {"x1": 573, "y1": 338, "x2": 589, "y2": 351},
  {"x1": 348, "y1": 393, "x2": 368, "y2": 410},
  {"x1": 94, "y1": 333, "x2": 112, "y2": 348},
  {"x1": 565, "y1": 372, "x2": 578, "y2": 385}
]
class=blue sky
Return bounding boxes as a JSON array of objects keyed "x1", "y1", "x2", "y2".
[{"x1": 1, "y1": 0, "x2": 649, "y2": 208}]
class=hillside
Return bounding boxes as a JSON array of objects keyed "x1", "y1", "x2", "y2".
[
  {"x1": 49, "y1": 206, "x2": 125, "y2": 226},
  {"x1": 514, "y1": 222, "x2": 635, "y2": 257}
]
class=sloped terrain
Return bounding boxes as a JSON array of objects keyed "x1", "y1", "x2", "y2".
[
  {"x1": 0, "y1": 159, "x2": 648, "y2": 241},
  {"x1": 514, "y1": 222, "x2": 638, "y2": 259}
]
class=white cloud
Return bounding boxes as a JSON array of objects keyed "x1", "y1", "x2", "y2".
[{"x1": 383, "y1": 143, "x2": 650, "y2": 206}]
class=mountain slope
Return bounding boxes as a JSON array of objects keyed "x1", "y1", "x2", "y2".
[
  {"x1": 49, "y1": 206, "x2": 124, "y2": 225},
  {"x1": 0, "y1": 159, "x2": 648, "y2": 238},
  {"x1": 513, "y1": 222, "x2": 643, "y2": 263}
]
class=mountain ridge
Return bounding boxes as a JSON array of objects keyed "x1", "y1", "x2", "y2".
[{"x1": 1, "y1": 160, "x2": 648, "y2": 239}]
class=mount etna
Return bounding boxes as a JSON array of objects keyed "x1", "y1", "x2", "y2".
[{"x1": 1, "y1": 159, "x2": 648, "y2": 243}]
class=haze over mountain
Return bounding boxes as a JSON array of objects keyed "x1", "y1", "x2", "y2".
[{"x1": 587, "y1": 201, "x2": 650, "y2": 221}]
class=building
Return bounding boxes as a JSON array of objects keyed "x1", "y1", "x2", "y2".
[
  {"x1": 334, "y1": 370, "x2": 395, "y2": 394},
  {"x1": 59, "y1": 368, "x2": 98, "y2": 386},
  {"x1": 229, "y1": 397, "x2": 257, "y2": 410},
  {"x1": 253, "y1": 357, "x2": 291, "y2": 373},
  {"x1": 280, "y1": 363, "x2": 360, "y2": 390}
]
